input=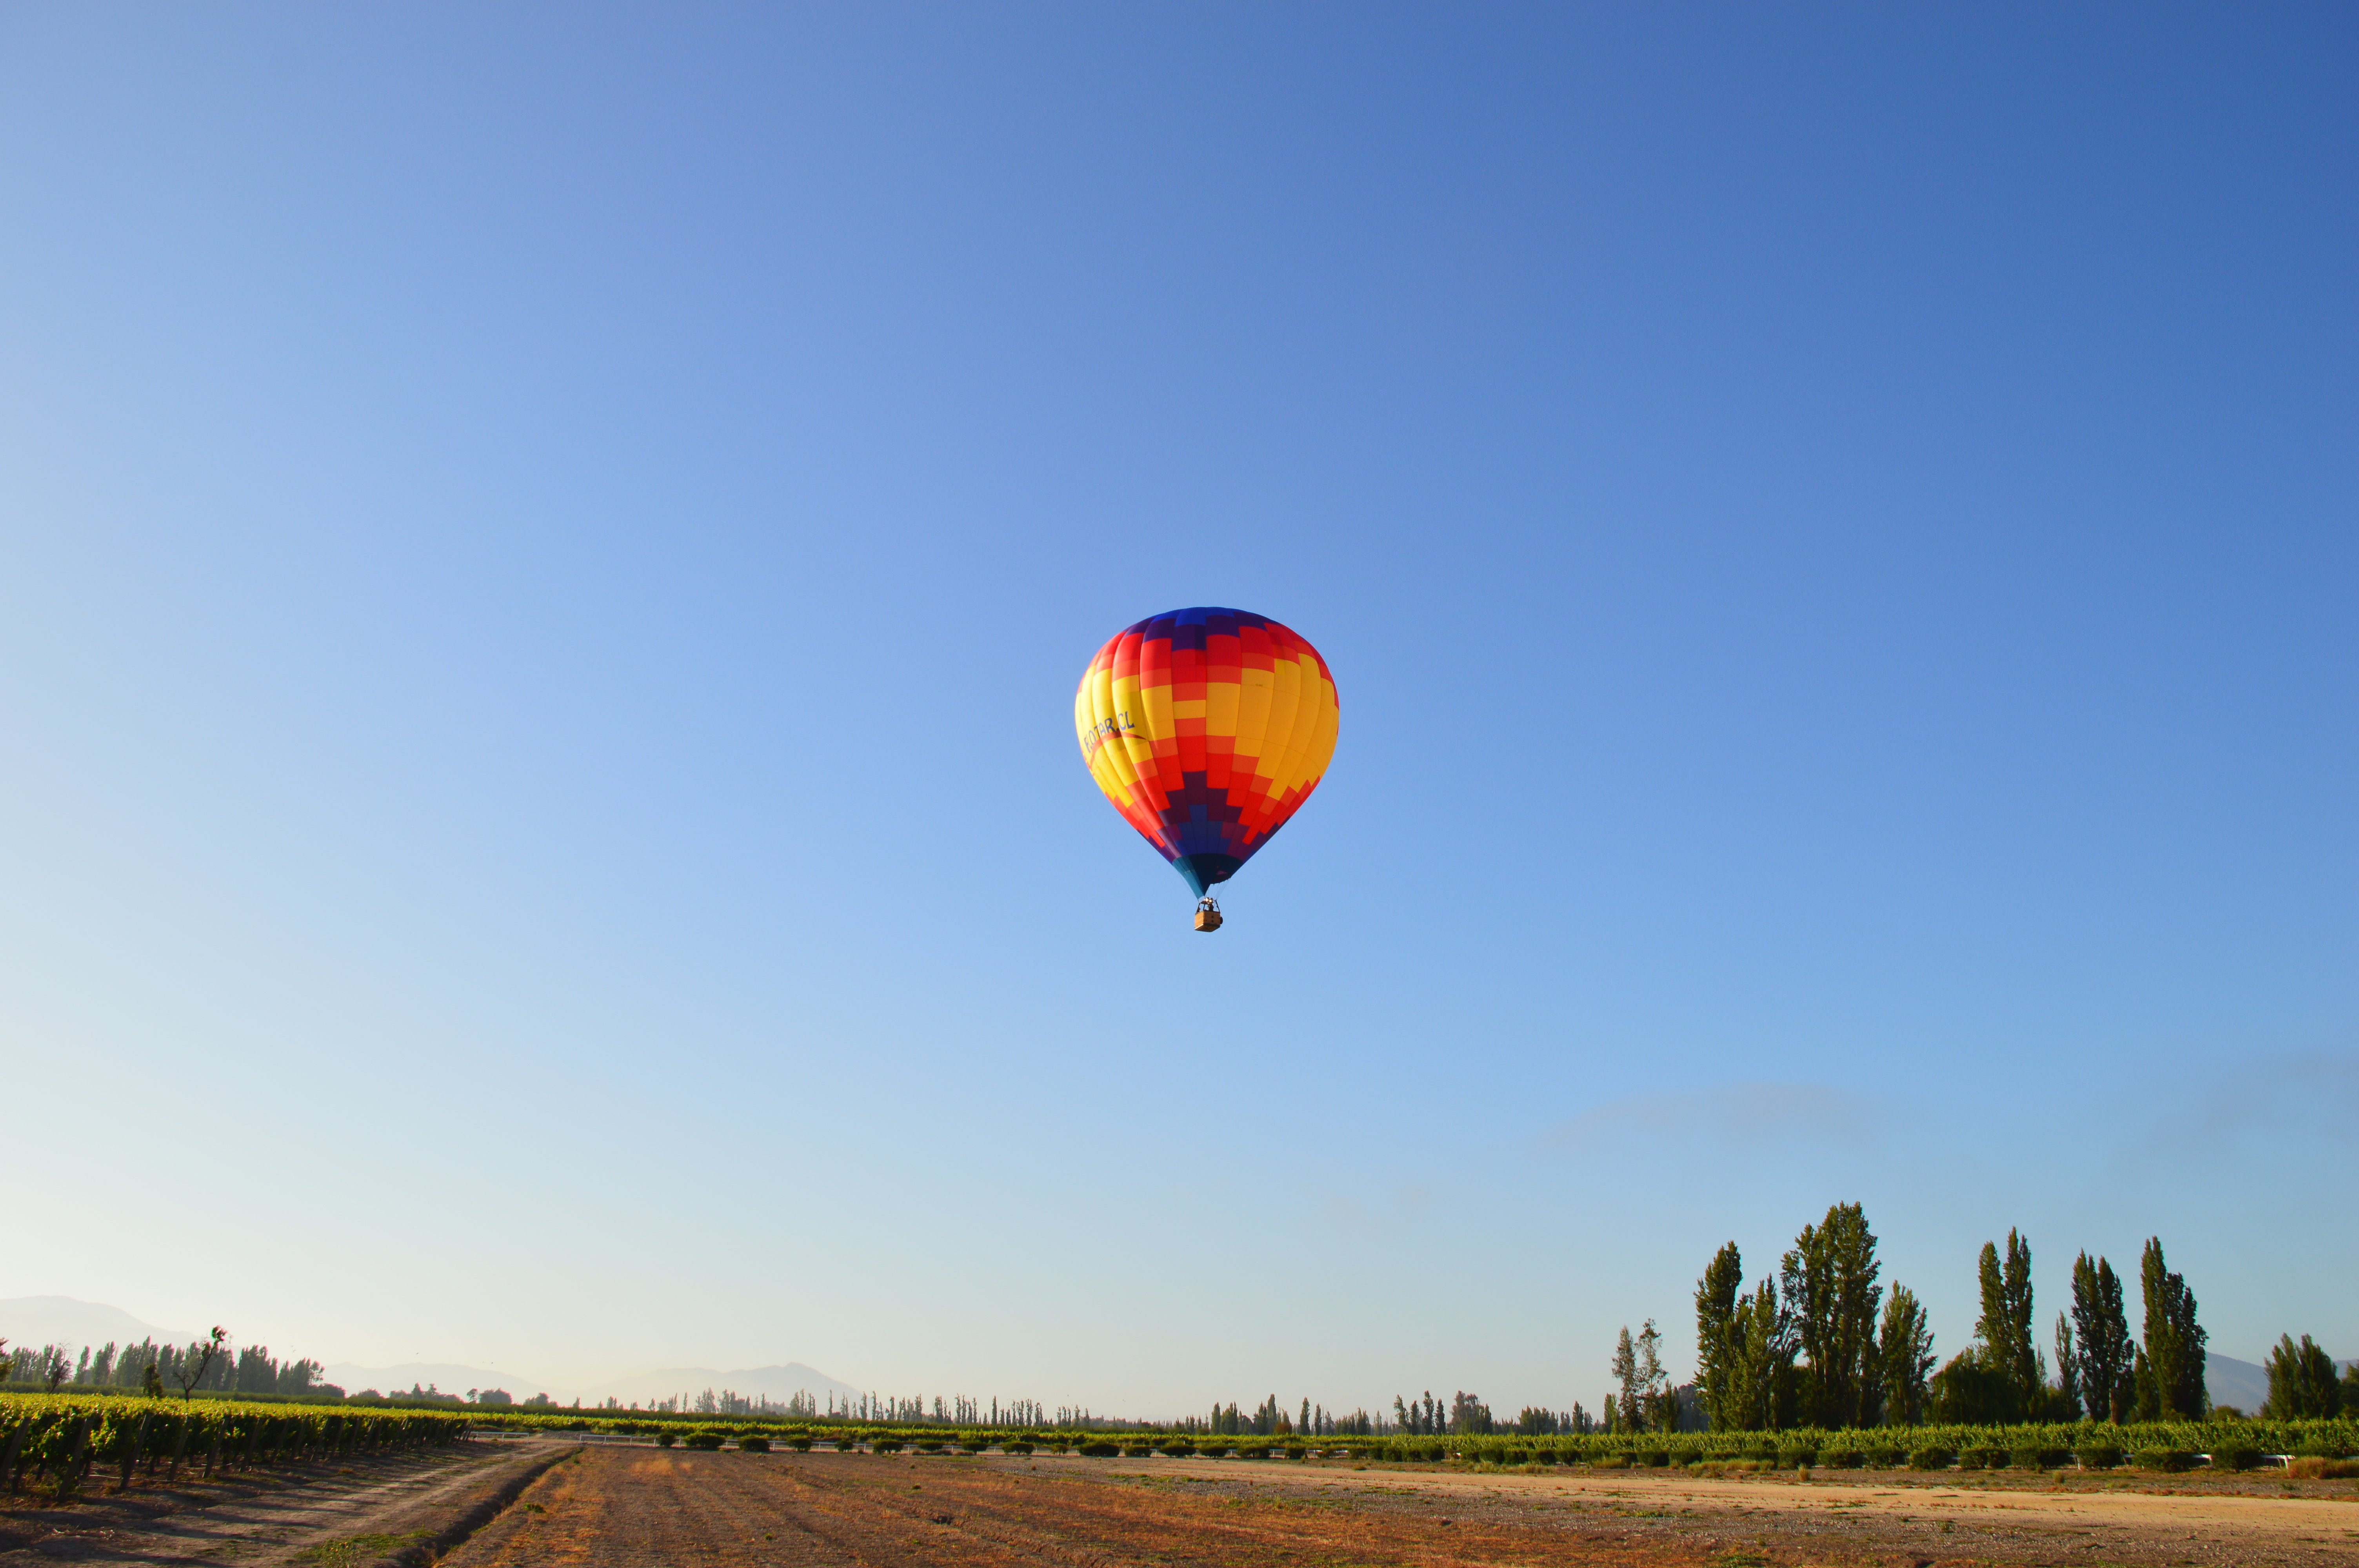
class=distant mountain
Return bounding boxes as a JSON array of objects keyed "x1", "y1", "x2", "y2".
[
  {"x1": 583, "y1": 1362, "x2": 861, "y2": 1408},
  {"x1": 0, "y1": 1296, "x2": 197, "y2": 1354},
  {"x1": 2207, "y1": 1353, "x2": 2270, "y2": 1413},
  {"x1": 323, "y1": 1363, "x2": 558, "y2": 1401}
]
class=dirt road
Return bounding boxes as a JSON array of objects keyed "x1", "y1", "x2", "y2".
[
  {"x1": 443, "y1": 1447, "x2": 2359, "y2": 1566},
  {"x1": 0, "y1": 1439, "x2": 567, "y2": 1566}
]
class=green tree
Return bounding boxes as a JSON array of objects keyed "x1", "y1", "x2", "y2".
[
  {"x1": 1878, "y1": 1285, "x2": 1936, "y2": 1427},
  {"x1": 1930, "y1": 1352, "x2": 2016, "y2": 1423},
  {"x1": 1974, "y1": 1229, "x2": 2041, "y2": 1416},
  {"x1": 2050, "y1": 1312, "x2": 2083, "y2": 1421},
  {"x1": 1635, "y1": 1320, "x2": 1674, "y2": 1432},
  {"x1": 1610, "y1": 1326, "x2": 1641, "y2": 1432},
  {"x1": 2070, "y1": 1252, "x2": 2135, "y2": 1424},
  {"x1": 1696, "y1": 1243, "x2": 1801, "y2": 1430},
  {"x1": 2133, "y1": 1238, "x2": 2206, "y2": 1419},
  {"x1": 1782, "y1": 1202, "x2": 1884, "y2": 1428},
  {"x1": 235, "y1": 1345, "x2": 280, "y2": 1394},
  {"x1": 2263, "y1": 1335, "x2": 2340, "y2": 1419},
  {"x1": 1694, "y1": 1241, "x2": 1745, "y2": 1431},
  {"x1": 1449, "y1": 1390, "x2": 1496, "y2": 1435},
  {"x1": 1724, "y1": 1277, "x2": 1799, "y2": 1430}
]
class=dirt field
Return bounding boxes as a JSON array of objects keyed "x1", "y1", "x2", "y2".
[
  {"x1": 443, "y1": 1445, "x2": 2359, "y2": 1567},
  {"x1": 0, "y1": 1440, "x2": 565, "y2": 1566}
]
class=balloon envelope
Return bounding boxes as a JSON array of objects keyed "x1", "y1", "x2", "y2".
[{"x1": 1074, "y1": 607, "x2": 1339, "y2": 896}]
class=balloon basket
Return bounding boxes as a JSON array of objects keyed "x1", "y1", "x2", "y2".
[{"x1": 1193, "y1": 896, "x2": 1223, "y2": 933}]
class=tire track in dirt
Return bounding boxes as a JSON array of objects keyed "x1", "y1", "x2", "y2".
[{"x1": 0, "y1": 1441, "x2": 570, "y2": 1566}]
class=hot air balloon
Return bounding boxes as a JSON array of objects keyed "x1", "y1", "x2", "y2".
[{"x1": 1073, "y1": 607, "x2": 1339, "y2": 929}]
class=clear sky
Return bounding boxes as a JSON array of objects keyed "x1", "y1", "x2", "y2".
[{"x1": 2, "y1": 4, "x2": 2351, "y2": 1414}]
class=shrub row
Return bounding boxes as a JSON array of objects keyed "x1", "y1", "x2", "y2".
[{"x1": 458, "y1": 1410, "x2": 2359, "y2": 1468}]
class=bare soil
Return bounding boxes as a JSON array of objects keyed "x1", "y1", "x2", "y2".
[
  {"x1": 0, "y1": 1439, "x2": 568, "y2": 1565},
  {"x1": 441, "y1": 1446, "x2": 2359, "y2": 1567}
]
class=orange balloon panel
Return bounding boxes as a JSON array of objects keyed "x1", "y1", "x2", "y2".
[{"x1": 1074, "y1": 607, "x2": 1339, "y2": 896}]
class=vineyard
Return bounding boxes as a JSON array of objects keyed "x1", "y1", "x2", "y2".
[
  {"x1": 0, "y1": 1391, "x2": 470, "y2": 1502},
  {"x1": 461, "y1": 1406, "x2": 2359, "y2": 1469}
]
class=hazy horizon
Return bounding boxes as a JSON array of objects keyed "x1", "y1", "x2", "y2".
[{"x1": 2, "y1": 4, "x2": 2350, "y2": 1416}]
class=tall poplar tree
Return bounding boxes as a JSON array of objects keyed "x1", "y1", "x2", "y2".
[
  {"x1": 1694, "y1": 1241, "x2": 1798, "y2": 1430},
  {"x1": 2134, "y1": 1238, "x2": 2207, "y2": 1419},
  {"x1": 2050, "y1": 1313, "x2": 2082, "y2": 1420},
  {"x1": 1877, "y1": 1285, "x2": 1936, "y2": 1427},
  {"x1": 1636, "y1": 1320, "x2": 1673, "y2": 1432},
  {"x1": 1783, "y1": 1202, "x2": 1885, "y2": 1428},
  {"x1": 2070, "y1": 1252, "x2": 2134, "y2": 1423},
  {"x1": 1974, "y1": 1230, "x2": 2041, "y2": 1416},
  {"x1": 1725, "y1": 1277, "x2": 1799, "y2": 1430},
  {"x1": 1610, "y1": 1327, "x2": 1641, "y2": 1432},
  {"x1": 2263, "y1": 1335, "x2": 2341, "y2": 1419},
  {"x1": 1694, "y1": 1241, "x2": 1744, "y2": 1431}
]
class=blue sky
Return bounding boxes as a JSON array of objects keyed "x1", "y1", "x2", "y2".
[{"x1": 2, "y1": 3, "x2": 2351, "y2": 1414}]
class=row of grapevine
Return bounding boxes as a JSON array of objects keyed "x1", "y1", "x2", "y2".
[
  {"x1": 0, "y1": 1393, "x2": 472, "y2": 1502},
  {"x1": 467, "y1": 1409, "x2": 2358, "y2": 1465}
]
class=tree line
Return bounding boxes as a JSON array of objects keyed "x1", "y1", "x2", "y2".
[
  {"x1": 4, "y1": 1331, "x2": 331, "y2": 1401},
  {"x1": 1592, "y1": 1202, "x2": 2355, "y2": 1433},
  {"x1": 12, "y1": 1247, "x2": 2344, "y2": 1439},
  {"x1": 1390, "y1": 1389, "x2": 1595, "y2": 1437},
  {"x1": 1182, "y1": 1392, "x2": 1591, "y2": 1439}
]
